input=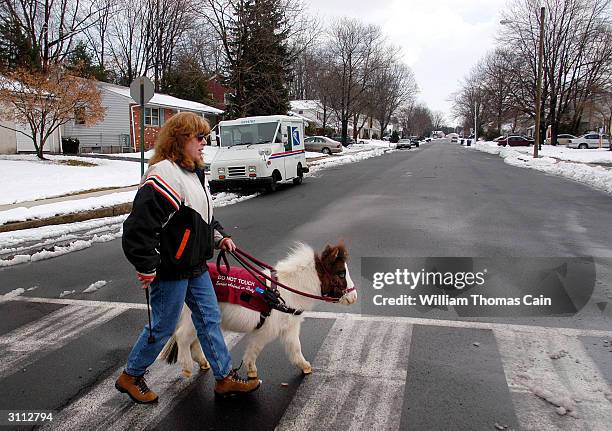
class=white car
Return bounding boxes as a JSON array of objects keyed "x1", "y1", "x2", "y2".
[{"x1": 567, "y1": 133, "x2": 610, "y2": 149}]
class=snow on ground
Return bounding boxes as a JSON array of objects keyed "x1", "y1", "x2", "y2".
[
  {"x1": 465, "y1": 141, "x2": 612, "y2": 194},
  {"x1": 305, "y1": 151, "x2": 329, "y2": 158},
  {"x1": 0, "y1": 154, "x2": 141, "y2": 205}
]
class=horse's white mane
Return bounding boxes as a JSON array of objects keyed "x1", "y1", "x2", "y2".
[{"x1": 274, "y1": 242, "x2": 316, "y2": 274}]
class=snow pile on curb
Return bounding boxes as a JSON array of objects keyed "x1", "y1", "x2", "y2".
[
  {"x1": 0, "y1": 191, "x2": 137, "y2": 225},
  {"x1": 0, "y1": 233, "x2": 119, "y2": 267},
  {"x1": 466, "y1": 142, "x2": 612, "y2": 194},
  {"x1": 83, "y1": 280, "x2": 107, "y2": 293},
  {"x1": 308, "y1": 144, "x2": 392, "y2": 174},
  {"x1": 0, "y1": 287, "x2": 25, "y2": 301},
  {"x1": 0, "y1": 190, "x2": 256, "y2": 226}
]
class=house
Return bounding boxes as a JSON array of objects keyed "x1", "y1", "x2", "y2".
[
  {"x1": 63, "y1": 82, "x2": 223, "y2": 153},
  {"x1": 207, "y1": 75, "x2": 230, "y2": 111}
]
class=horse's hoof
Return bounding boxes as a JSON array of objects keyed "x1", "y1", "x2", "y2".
[
  {"x1": 199, "y1": 362, "x2": 211, "y2": 371},
  {"x1": 182, "y1": 369, "x2": 193, "y2": 378},
  {"x1": 301, "y1": 364, "x2": 312, "y2": 375},
  {"x1": 247, "y1": 370, "x2": 258, "y2": 379}
]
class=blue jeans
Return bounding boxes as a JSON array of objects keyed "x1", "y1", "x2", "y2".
[{"x1": 125, "y1": 271, "x2": 232, "y2": 380}]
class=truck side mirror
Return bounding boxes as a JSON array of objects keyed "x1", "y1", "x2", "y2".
[{"x1": 210, "y1": 131, "x2": 220, "y2": 146}]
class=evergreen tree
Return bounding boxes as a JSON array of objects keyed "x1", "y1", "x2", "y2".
[
  {"x1": 225, "y1": 0, "x2": 291, "y2": 119},
  {"x1": 0, "y1": 15, "x2": 39, "y2": 72},
  {"x1": 66, "y1": 41, "x2": 109, "y2": 81},
  {"x1": 163, "y1": 55, "x2": 215, "y2": 105}
]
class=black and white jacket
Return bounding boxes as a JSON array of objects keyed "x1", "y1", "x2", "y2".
[{"x1": 122, "y1": 159, "x2": 229, "y2": 280}]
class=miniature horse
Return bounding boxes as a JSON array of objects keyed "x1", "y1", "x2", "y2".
[{"x1": 159, "y1": 242, "x2": 357, "y2": 379}]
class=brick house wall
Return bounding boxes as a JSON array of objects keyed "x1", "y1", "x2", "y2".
[
  {"x1": 207, "y1": 76, "x2": 228, "y2": 111},
  {"x1": 130, "y1": 105, "x2": 176, "y2": 151}
]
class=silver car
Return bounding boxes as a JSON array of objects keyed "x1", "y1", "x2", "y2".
[
  {"x1": 567, "y1": 133, "x2": 610, "y2": 149},
  {"x1": 304, "y1": 136, "x2": 343, "y2": 154}
]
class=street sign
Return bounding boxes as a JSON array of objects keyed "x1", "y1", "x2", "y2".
[
  {"x1": 130, "y1": 76, "x2": 155, "y2": 176},
  {"x1": 130, "y1": 76, "x2": 154, "y2": 105}
]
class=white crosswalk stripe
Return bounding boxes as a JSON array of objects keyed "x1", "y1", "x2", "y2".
[
  {"x1": 276, "y1": 319, "x2": 413, "y2": 431},
  {"x1": 0, "y1": 304, "x2": 124, "y2": 380},
  {"x1": 41, "y1": 331, "x2": 244, "y2": 431},
  {"x1": 495, "y1": 329, "x2": 612, "y2": 431}
]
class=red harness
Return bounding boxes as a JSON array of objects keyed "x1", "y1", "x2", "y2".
[{"x1": 207, "y1": 263, "x2": 271, "y2": 314}]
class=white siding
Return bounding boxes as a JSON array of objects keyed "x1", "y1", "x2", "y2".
[
  {"x1": 15, "y1": 122, "x2": 61, "y2": 153},
  {"x1": 0, "y1": 119, "x2": 17, "y2": 154},
  {"x1": 63, "y1": 87, "x2": 131, "y2": 152}
]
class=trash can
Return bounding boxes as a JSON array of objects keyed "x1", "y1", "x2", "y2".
[
  {"x1": 460, "y1": 139, "x2": 464, "y2": 145},
  {"x1": 466, "y1": 139, "x2": 471, "y2": 146},
  {"x1": 62, "y1": 137, "x2": 80, "y2": 154}
]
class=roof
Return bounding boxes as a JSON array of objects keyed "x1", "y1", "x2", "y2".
[
  {"x1": 288, "y1": 111, "x2": 313, "y2": 123},
  {"x1": 99, "y1": 82, "x2": 223, "y2": 115},
  {"x1": 290, "y1": 100, "x2": 322, "y2": 111},
  {"x1": 219, "y1": 115, "x2": 303, "y2": 126}
]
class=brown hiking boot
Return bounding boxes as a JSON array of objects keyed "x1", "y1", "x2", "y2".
[
  {"x1": 115, "y1": 371, "x2": 159, "y2": 404},
  {"x1": 214, "y1": 368, "x2": 261, "y2": 399}
]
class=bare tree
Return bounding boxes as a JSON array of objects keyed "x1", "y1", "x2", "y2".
[
  {"x1": 398, "y1": 103, "x2": 433, "y2": 137},
  {"x1": 368, "y1": 52, "x2": 418, "y2": 137},
  {"x1": 0, "y1": 0, "x2": 106, "y2": 71},
  {"x1": 108, "y1": 0, "x2": 153, "y2": 84},
  {"x1": 431, "y1": 110, "x2": 446, "y2": 130},
  {"x1": 500, "y1": 0, "x2": 612, "y2": 144},
  {"x1": 324, "y1": 18, "x2": 385, "y2": 143}
]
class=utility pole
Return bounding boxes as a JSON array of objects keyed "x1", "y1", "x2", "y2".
[{"x1": 533, "y1": 6, "x2": 545, "y2": 158}]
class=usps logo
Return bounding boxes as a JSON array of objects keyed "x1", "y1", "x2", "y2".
[{"x1": 291, "y1": 127, "x2": 301, "y2": 147}]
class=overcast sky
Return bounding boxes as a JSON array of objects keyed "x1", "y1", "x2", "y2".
[{"x1": 304, "y1": 0, "x2": 507, "y2": 125}]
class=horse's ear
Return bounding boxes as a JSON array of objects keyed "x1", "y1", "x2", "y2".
[{"x1": 322, "y1": 245, "x2": 339, "y2": 263}]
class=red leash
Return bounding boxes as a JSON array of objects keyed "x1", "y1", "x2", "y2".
[{"x1": 217, "y1": 248, "x2": 346, "y2": 303}]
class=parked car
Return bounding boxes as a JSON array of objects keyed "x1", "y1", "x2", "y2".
[
  {"x1": 396, "y1": 139, "x2": 412, "y2": 149},
  {"x1": 331, "y1": 135, "x2": 358, "y2": 146},
  {"x1": 546, "y1": 134, "x2": 575, "y2": 145},
  {"x1": 304, "y1": 136, "x2": 343, "y2": 154},
  {"x1": 497, "y1": 135, "x2": 532, "y2": 147},
  {"x1": 566, "y1": 133, "x2": 610, "y2": 149},
  {"x1": 410, "y1": 137, "x2": 420, "y2": 147},
  {"x1": 450, "y1": 136, "x2": 458, "y2": 143}
]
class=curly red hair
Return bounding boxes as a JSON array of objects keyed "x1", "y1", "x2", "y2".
[{"x1": 149, "y1": 112, "x2": 210, "y2": 170}]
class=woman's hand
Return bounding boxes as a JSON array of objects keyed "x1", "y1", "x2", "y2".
[
  {"x1": 219, "y1": 237, "x2": 237, "y2": 252},
  {"x1": 137, "y1": 272, "x2": 156, "y2": 289}
]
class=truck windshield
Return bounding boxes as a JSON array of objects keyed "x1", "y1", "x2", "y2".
[{"x1": 219, "y1": 122, "x2": 280, "y2": 147}]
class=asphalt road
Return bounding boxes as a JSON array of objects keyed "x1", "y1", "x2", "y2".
[{"x1": 1, "y1": 140, "x2": 611, "y2": 430}]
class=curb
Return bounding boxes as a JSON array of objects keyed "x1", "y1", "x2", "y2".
[{"x1": 0, "y1": 203, "x2": 132, "y2": 233}]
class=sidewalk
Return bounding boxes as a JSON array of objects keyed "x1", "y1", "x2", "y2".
[{"x1": 0, "y1": 186, "x2": 138, "y2": 233}]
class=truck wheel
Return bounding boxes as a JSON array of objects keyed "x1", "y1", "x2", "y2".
[
  {"x1": 266, "y1": 173, "x2": 279, "y2": 193},
  {"x1": 293, "y1": 165, "x2": 303, "y2": 185}
]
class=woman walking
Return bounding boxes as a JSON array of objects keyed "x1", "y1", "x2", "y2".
[{"x1": 116, "y1": 112, "x2": 260, "y2": 404}]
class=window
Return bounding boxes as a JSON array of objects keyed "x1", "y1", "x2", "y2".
[
  {"x1": 298, "y1": 110, "x2": 304, "y2": 114},
  {"x1": 145, "y1": 107, "x2": 160, "y2": 126},
  {"x1": 74, "y1": 107, "x2": 86, "y2": 125},
  {"x1": 586, "y1": 134, "x2": 598, "y2": 139}
]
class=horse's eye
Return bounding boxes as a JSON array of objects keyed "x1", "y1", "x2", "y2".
[{"x1": 337, "y1": 271, "x2": 346, "y2": 279}]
